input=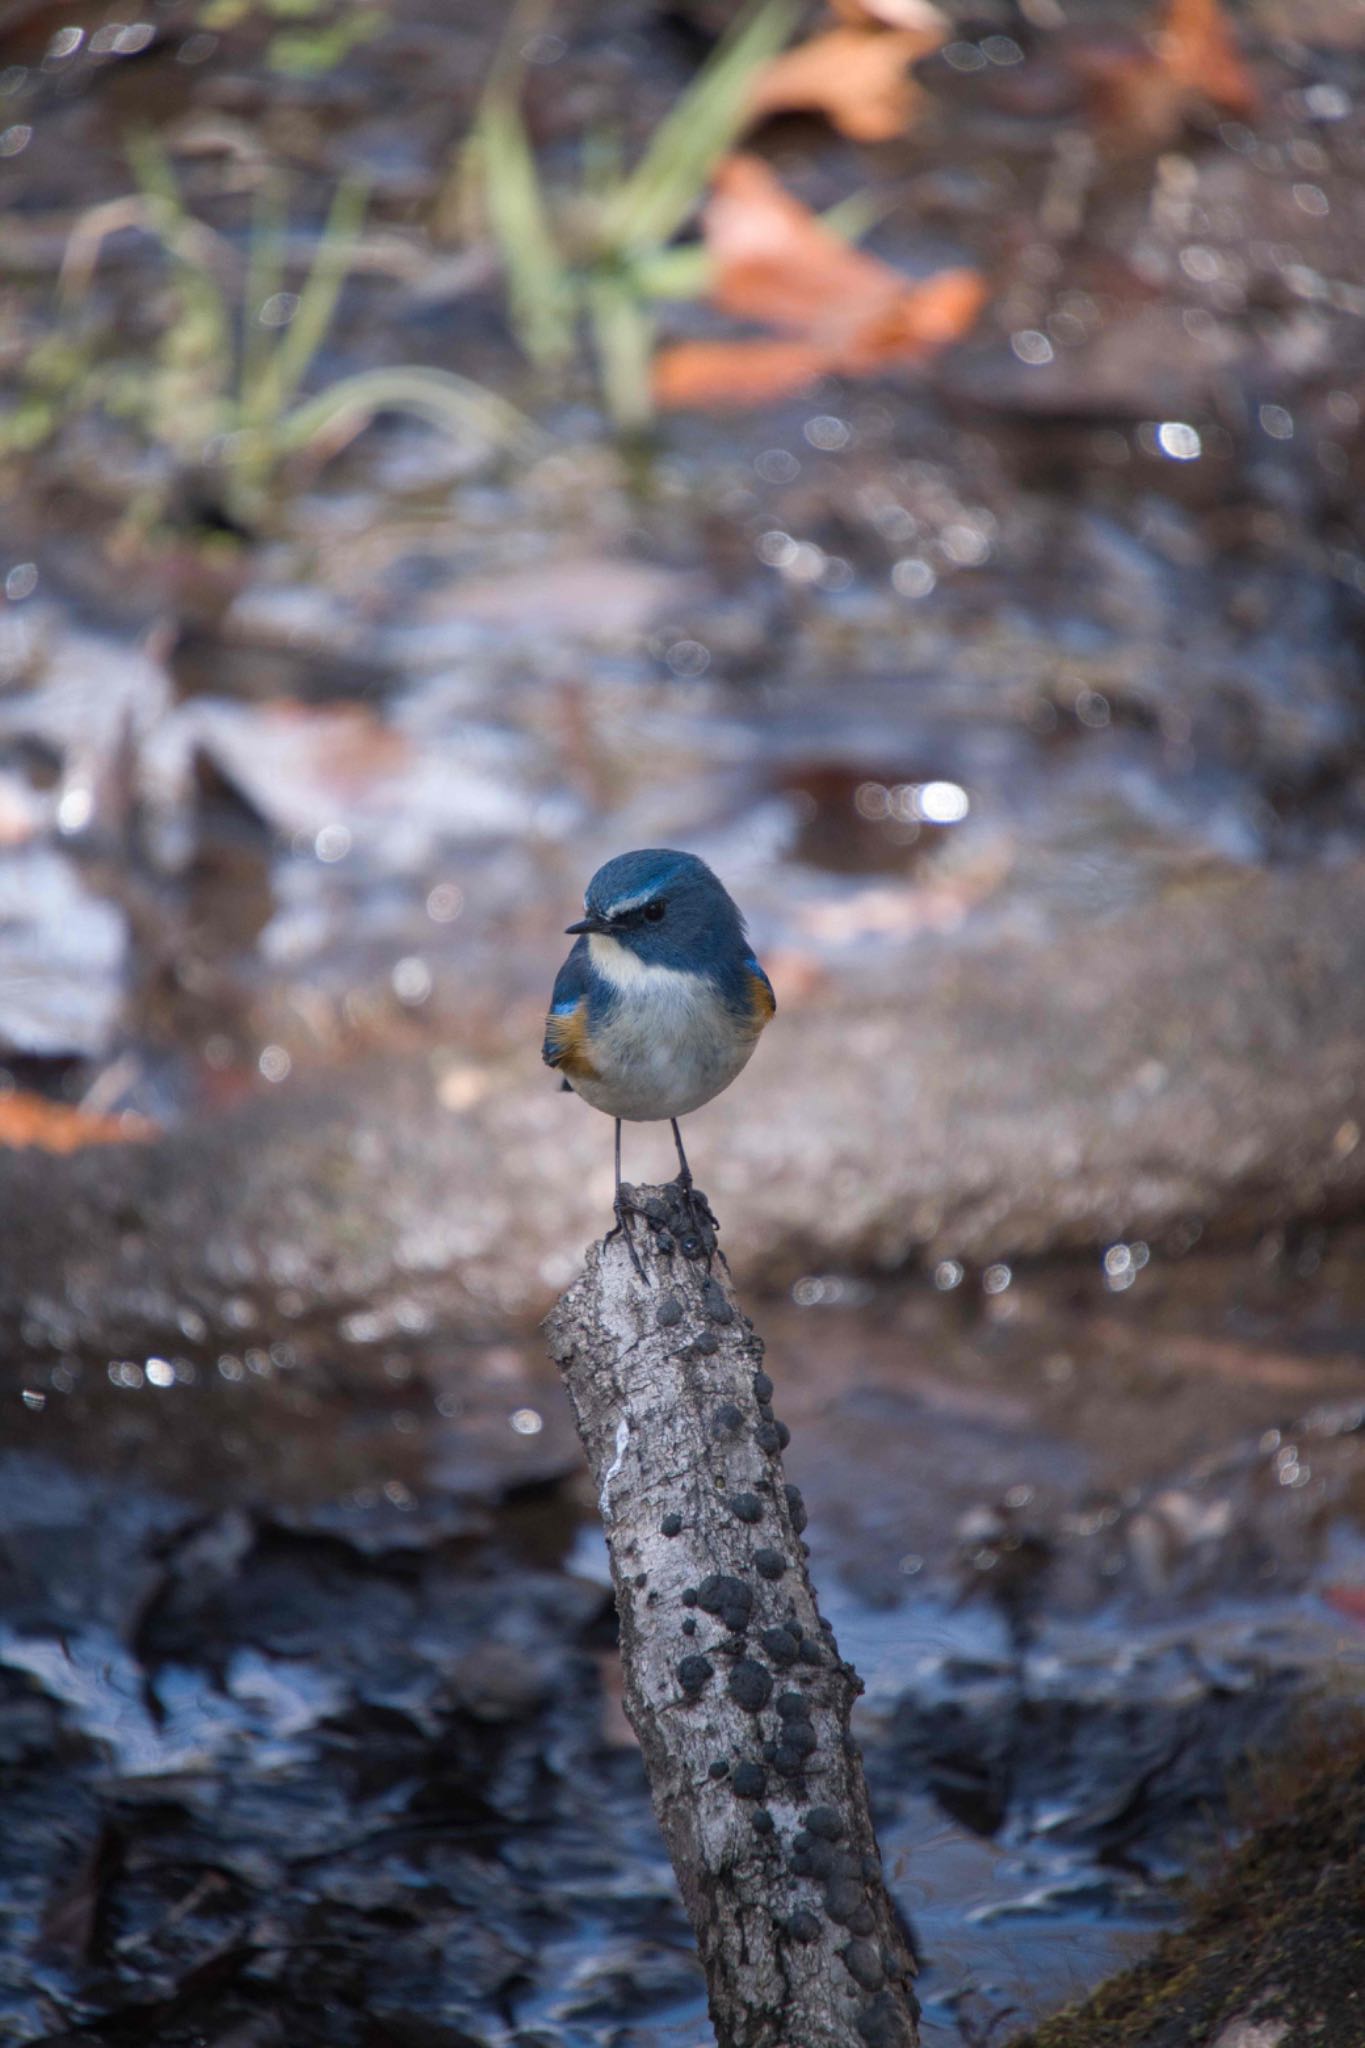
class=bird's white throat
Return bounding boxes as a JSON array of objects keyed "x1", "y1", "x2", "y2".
[{"x1": 587, "y1": 933, "x2": 700, "y2": 996}]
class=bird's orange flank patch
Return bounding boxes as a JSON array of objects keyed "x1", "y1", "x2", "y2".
[
  {"x1": 545, "y1": 1002, "x2": 601, "y2": 1081},
  {"x1": 746, "y1": 969, "x2": 777, "y2": 1033}
]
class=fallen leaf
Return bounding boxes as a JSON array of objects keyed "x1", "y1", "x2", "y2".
[
  {"x1": 1324, "y1": 1585, "x2": 1365, "y2": 1628},
  {"x1": 0, "y1": 1090, "x2": 156, "y2": 1153},
  {"x1": 1158, "y1": 0, "x2": 1260, "y2": 117},
  {"x1": 653, "y1": 155, "x2": 987, "y2": 408},
  {"x1": 831, "y1": 0, "x2": 945, "y2": 24},
  {"x1": 747, "y1": 21, "x2": 945, "y2": 142},
  {"x1": 1071, "y1": 0, "x2": 1258, "y2": 144},
  {"x1": 653, "y1": 336, "x2": 843, "y2": 409}
]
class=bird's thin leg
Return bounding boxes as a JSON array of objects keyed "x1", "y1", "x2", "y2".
[
  {"x1": 670, "y1": 1117, "x2": 717, "y2": 1243},
  {"x1": 669, "y1": 1118, "x2": 692, "y2": 1191},
  {"x1": 604, "y1": 1118, "x2": 646, "y2": 1279}
]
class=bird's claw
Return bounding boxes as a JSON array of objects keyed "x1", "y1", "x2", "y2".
[{"x1": 606, "y1": 1189, "x2": 650, "y2": 1281}]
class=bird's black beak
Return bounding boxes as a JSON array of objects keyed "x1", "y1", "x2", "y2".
[{"x1": 565, "y1": 914, "x2": 611, "y2": 936}]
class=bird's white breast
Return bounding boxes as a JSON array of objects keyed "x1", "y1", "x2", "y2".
[{"x1": 573, "y1": 935, "x2": 756, "y2": 1122}]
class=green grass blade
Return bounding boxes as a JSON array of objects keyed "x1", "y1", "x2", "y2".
[
  {"x1": 272, "y1": 365, "x2": 543, "y2": 463},
  {"x1": 632, "y1": 244, "x2": 712, "y2": 301},
  {"x1": 123, "y1": 129, "x2": 234, "y2": 366},
  {"x1": 239, "y1": 173, "x2": 288, "y2": 425},
  {"x1": 587, "y1": 271, "x2": 654, "y2": 431},
  {"x1": 599, "y1": 0, "x2": 795, "y2": 259},
  {"x1": 477, "y1": 94, "x2": 576, "y2": 367},
  {"x1": 249, "y1": 171, "x2": 370, "y2": 428}
]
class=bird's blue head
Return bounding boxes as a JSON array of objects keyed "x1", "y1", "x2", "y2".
[{"x1": 566, "y1": 849, "x2": 745, "y2": 975}]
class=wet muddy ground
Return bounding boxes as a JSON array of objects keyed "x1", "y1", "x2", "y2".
[
  {"x1": 4, "y1": 1220, "x2": 1364, "y2": 2043},
  {"x1": 3, "y1": 0, "x2": 1365, "y2": 2041}
]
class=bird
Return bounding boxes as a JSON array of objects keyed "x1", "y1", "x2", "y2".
[{"x1": 543, "y1": 848, "x2": 775, "y2": 1270}]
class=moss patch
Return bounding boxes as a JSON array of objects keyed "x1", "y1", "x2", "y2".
[{"x1": 1011, "y1": 1722, "x2": 1365, "y2": 2048}]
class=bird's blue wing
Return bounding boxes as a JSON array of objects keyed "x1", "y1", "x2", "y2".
[{"x1": 543, "y1": 938, "x2": 593, "y2": 1070}]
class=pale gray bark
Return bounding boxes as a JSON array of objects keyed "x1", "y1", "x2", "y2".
[{"x1": 545, "y1": 1183, "x2": 919, "y2": 2048}]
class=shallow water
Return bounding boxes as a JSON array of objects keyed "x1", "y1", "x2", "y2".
[{"x1": 4, "y1": 1225, "x2": 1364, "y2": 2043}]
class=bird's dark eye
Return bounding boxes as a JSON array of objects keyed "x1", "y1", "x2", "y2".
[{"x1": 644, "y1": 900, "x2": 666, "y2": 923}]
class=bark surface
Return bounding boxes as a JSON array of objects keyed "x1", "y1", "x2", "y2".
[{"x1": 545, "y1": 1183, "x2": 919, "y2": 2048}]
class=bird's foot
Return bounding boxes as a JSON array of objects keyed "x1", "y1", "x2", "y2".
[
  {"x1": 606, "y1": 1187, "x2": 650, "y2": 1281},
  {"x1": 608, "y1": 1182, "x2": 720, "y2": 1276},
  {"x1": 671, "y1": 1173, "x2": 718, "y2": 1248},
  {"x1": 657, "y1": 1177, "x2": 719, "y2": 1267}
]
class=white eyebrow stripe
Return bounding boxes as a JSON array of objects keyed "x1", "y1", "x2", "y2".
[{"x1": 602, "y1": 887, "x2": 658, "y2": 918}]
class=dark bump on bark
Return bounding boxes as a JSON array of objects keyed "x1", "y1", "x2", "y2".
[
  {"x1": 713, "y1": 1402, "x2": 744, "y2": 1435},
  {"x1": 697, "y1": 1573, "x2": 754, "y2": 1629},
  {"x1": 753, "y1": 1370, "x2": 774, "y2": 1403},
  {"x1": 757, "y1": 1401, "x2": 776, "y2": 1425},
  {"x1": 677, "y1": 1653, "x2": 714, "y2": 1698},
  {"x1": 759, "y1": 1625, "x2": 800, "y2": 1666},
  {"x1": 709, "y1": 1758, "x2": 731, "y2": 1780},
  {"x1": 692, "y1": 1330, "x2": 720, "y2": 1355},
  {"x1": 682, "y1": 1615, "x2": 697, "y2": 1635},
  {"x1": 799, "y1": 1636, "x2": 826, "y2": 1665},
  {"x1": 824, "y1": 1876, "x2": 867, "y2": 1925},
  {"x1": 681, "y1": 1586, "x2": 698, "y2": 1606},
  {"x1": 754, "y1": 1421, "x2": 783, "y2": 1454},
  {"x1": 805, "y1": 1805, "x2": 846, "y2": 1841},
  {"x1": 776, "y1": 1691, "x2": 812, "y2": 1719},
  {"x1": 656, "y1": 1295, "x2": 685, "y2": 1328},
  {"x1": 633, "y1": 1571, "x2": 648, "y2": 1587},
  {"x1": 792, "y1": 1832, "x2": 838, "y2": 1878},
  {"x1": 861, "y1": 1853, "x2": 882, "y2": 1882},
  {"x1": 702, "y1": 1277, "x2": 735, "y2": 1324},
  {"x1": 732, "y1": 1760, "x2": 767, "y2": 1799},
  {"x1": 752, "y1": 1807, "x2": 776, "y2": 1834},
  {"x1": 727, "y1": 1658, "x2": 774, "y2": 1712},
  {"x1": 773, "y1": 1743, "x2": 810, "y2": 1776},
  {"x1": 847, "y1": 1900, "x2": 879, "y2": 1937},
  {"x1": 842, "y1": 1940, "x2": 885, "y2": 1992},
  {"x1": 729, "y1": 1491, "x2": 763, "y2": 1524},
  {"x1": 661, "y1": 1511, "x2": 683, "y2": 1537},
  {"x1": 784, "y1": 1483, "x2": 809, "y2": 1533},
  {"x1": 775, "y1": 1419, "x2": 792, "y2": 1449},
  {"x1": 787, "y1": 1908, "x2": 822, "y2": 1944},
  {"x1": 754, "y1": 1547, "x2": 787, "y2": 1580},
  {"x1": 858, "y1": 1992, "x2": 913, "y2": 2047},
  {"x1": 762, "y1": 1740, "x2": 779, "y2": 1763}
]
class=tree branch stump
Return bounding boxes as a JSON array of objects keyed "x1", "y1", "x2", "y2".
[{"x1": 545, "y1": 1183, "x2": 919, "y2": 2048}]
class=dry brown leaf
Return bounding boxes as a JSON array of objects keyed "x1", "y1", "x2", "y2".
[
  {"x1": 1158, "y1": 0, "x2": 1260, "y2": 116},
  {"x1": 747, "y1": 22, "x2": 944, "y2": 142},
  {"x1": 653, "y1": 156, "x2": 986, "y2": 409},
  {"x1": 1072, "y1": 0, "x2": 1258, "y2": 142},
  {"x1": 0, "y1": 1090, "x2": 156, "y2": 1153},
  {"x1": 830, "y1": 0, "x2": 946, "y2": 28},
  {"x1": 653, "y1": 336, "x2": 842, "y2": 409},
  {"x1": 1325, "y1": 1585, "x2": 1365, "y2": 1628}
]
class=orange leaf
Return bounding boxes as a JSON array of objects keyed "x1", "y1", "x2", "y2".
[
  {"x1": 1325, "y1": 1585, "x2": 1365, "y2": 1628},
  {"x1": 0, "y1": 1090, "x2": 157, "y2": 1153},
  {"x1": 1158, "y1": 0, "x2": 1259, "y2": 118},
  {"x1": 653, "y1": 336, "x2": 842, "y2": 408},
  {"x1": 830, "y1": 0, "x2": 946, "y2": 26},
  {"x1": 653, "y1": 157, "x2": 986, "y2": 409},
  {"x1": 747, "y1": 23, "x2": 944, "y2": 143},
  {"x1": 1072, "y1": 0, "x2": 1258, "y2": 143}
]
